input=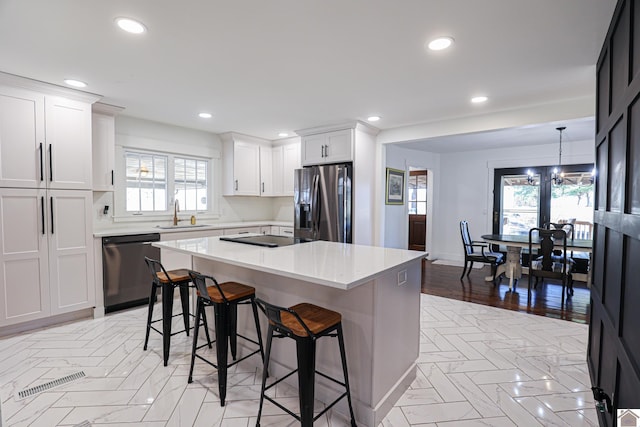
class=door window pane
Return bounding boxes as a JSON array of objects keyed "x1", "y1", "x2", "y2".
[
  {"x1": 550, "y1": 170, "x2": 595, "y2": 239},
  {"x1": 408, "y1": 171, "x2": 427, "y2": 214},
  {"x1": 500, "y1": 174, "x2": 540, "y2": 235}
]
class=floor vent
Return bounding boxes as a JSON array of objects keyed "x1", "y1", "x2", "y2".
[{"x1": 16, "y1": 371, "x2": 85, "y2": 400}]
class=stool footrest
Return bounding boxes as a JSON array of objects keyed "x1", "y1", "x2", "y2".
[{"x1": 194, "y1": 347, "x2": 262, "y2": 371}]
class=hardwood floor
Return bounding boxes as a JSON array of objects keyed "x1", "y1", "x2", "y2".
[{"x1": 421, "y1": 260, "x2": 590, "y2": 324}]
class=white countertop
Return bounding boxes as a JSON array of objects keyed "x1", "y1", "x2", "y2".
[
  {"x1": 155, "y1": 236, "x2": 426, "y2": 290},
  {"x1": 93, "y1": 221, "x2": 293, "y2": 237}
]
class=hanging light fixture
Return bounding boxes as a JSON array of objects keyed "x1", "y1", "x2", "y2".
[
  {"x1": 551, "y1": 126, "x2": 566, "y2": 185},
  {"x1": 526, "y1": 169, "x2": 535, "y2": 185}
]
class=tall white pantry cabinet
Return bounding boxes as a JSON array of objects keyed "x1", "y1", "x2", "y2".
[{"x1": 0, "y1": 75, "x2": 99, "y2": 328}]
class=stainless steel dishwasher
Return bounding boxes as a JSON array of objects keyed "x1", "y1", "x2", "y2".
[{"x1": 102, "y1": 233, "x2": 161, "y2": 313}]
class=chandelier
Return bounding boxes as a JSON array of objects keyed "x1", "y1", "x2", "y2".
[{"x1": 551, "y1": 126, "x2": 566, "y2": 185}]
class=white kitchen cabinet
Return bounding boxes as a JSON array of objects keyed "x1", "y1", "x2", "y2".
[
  {"x1": 279, "y1": 226, "x2": 294, "y2": 237},
  {"x1": 48, "y1": 190, "x2": 94, "y2": 315},
  {"x1": 223, "y1": 226, "x2": 262, "y2": 235},
  {"x1": 0, "y1": 189, "x2": 49, "y2": 325},
  {"x1": 0, "y1": 189, "x2": 94, "y2": 326},
  {"x1": 0, "y1": 86, "x2": 45, "y2": 188},
  {"x1": 260, "y1": 146, "x2": 274, "y2": 196},
  {"x1": 282, "y1": 142, "x2": 301, "y2": 195},
  {"x1": 92, "y1": 103, "x2": 123, "y2": 191},
  {"x1": 271, "y1": 141, "x2": 301, "y2": 196},
  {"x1": 45, "y1": 97, "x2": 93, "y2": 190},
  {"x1": 0, "y1": 83, "x2": 95, "y2": 191},
  {"x1": 301, "y1": 129, "x2": 352, "y2": 166},
  {"x1": 222, "y1": 133, "x2": 263, "y2": 196}
]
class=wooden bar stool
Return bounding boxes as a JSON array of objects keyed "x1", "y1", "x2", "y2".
[
  {"x1": 255, "y1": 298, "x2": 357, "y2": 427},
  {"x1": 143, "y1": 257, "x2": 210, "y2": 366},
  {"x1": 187, "y1": 271, "x2": 265, "y2": 406}
]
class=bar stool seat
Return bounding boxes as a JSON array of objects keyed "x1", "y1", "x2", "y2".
[
  {"x1": 187, "y1": 271, "x2": 265, "y2": 406},
  {"x1": 256, "y1": 299, "x2": 357, "y2": 427},
  {"x1": 143, "y1": 257, "x2": 210, "y2": 367}
]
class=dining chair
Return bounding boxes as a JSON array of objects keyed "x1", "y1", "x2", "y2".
[
  {"x1": 459, "y1": 220, "x2": 504, "y2": 282},
  {"x1": 528, "y1": 228, "x2": 573, "y2": 306}
]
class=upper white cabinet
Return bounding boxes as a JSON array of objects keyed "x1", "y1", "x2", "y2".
[
  {"x1": 0, "y1": 87, "x2": 45, "y2": 188},
  {"x1": 301, "y1": 129, "x2": 352, "y2": 166},
  {"x1": 260, "y1": 145, "x2": 274, "y2": 196},
  {"x1": 221, "y1": 133, "x2": 263, "y2": 196},
  {"x1": 0, "y1": 77, "x2": 98, "y2": 191},
  {"x1": 45, "y1": 96, "x2": 93, "y2": 190},
  {"x1": 221, "y1": 133, "x2": 300, "y2": 197},
  {"x1": 92, "y1": 103, "x2": 123, "y2": 191},
  {"x1": 271, "y1": 141, "x2": 301, "y2": 196}
]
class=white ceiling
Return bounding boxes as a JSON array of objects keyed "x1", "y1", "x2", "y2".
[{"x1": 0, "y1": 0, "x2": 617, "y2": 147}]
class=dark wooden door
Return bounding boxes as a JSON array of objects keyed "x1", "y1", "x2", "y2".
[
  {"x1": 589, "y1": 1, "x2": 640, "y2": 425},
  {"x1": 408, "y1": 214, "x2": 426, "y2": 250},
  {"x1": 407, "y1": 170, "x2": 427, "y2": 251}
]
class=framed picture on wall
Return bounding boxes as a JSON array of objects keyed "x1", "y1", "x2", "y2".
[{"x1": 385, "y1": 168, "x2": 405, "y2": 205}]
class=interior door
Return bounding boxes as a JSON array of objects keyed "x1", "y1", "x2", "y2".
[
  {"x1": 408, "y1": 170, "x2": 427, "y2": 250},
  {"x1": 589, "y1": 1, "x2": 640, "y2": 425}
]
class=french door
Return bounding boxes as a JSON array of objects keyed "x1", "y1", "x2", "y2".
[{"x1": 493, "y1": 164, "x2": 595, "y2": 235}]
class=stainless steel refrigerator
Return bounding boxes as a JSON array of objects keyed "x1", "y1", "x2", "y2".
[{"x1": 294, "y1": 163, "x2": 352, "y2": 243}]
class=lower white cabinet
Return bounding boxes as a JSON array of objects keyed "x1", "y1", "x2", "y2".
[
  {"x1": 0, "y1": 189, "x2": 94, "y2": 326},
  {"x1": 223, "y1": 226, "x2": 262, "y2": 235}
]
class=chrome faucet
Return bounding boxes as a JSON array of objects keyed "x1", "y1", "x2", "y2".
[{"x1": 173, "y1": 199, "x2": 180, "y2": 226}]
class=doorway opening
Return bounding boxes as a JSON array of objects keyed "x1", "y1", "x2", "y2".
[{"x1": 407, "y1": 169, "x2": 427, "y2": 251}]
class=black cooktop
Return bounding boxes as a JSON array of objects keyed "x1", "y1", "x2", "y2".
[{"x1": 220, "y1": 234, "x2": 312, "y2": 248}]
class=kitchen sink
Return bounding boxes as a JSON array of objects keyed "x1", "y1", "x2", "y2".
[{"x1": 155, "y1": 224, "x2": 210, "y2": 229}]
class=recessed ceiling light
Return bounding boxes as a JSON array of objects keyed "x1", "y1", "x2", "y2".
[
  {"x1": 115, "y1": 17, "x2": 146, "y2": 34},
  {"x1": 367, "y1": 116, "x2": 381, "y2": 122},
  {"x1": 198, "y1": 112, "x2": 212, "y2": 119},
  {"x1": 471, "y1": 96, "x2": 488, "y2": 104},
  {"x1": 278, "y1": 132, "x2": 289, "y2": 137},
  {"x1": 64, "y1": 79, "x2": 87, "y2": 88},
  {"x1": 427, "y1": 37, "x2": 454, "y2": 51}
]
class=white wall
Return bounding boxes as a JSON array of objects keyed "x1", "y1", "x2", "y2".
[
  {"x1": 383, "y1": 145, "x2": 440, "y2": 252},
  {"x1": 434, "y1": 139, "x2": 594, "y2": 262}
]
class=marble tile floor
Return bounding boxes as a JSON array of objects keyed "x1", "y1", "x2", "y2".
[{"x1": 0, "y1": 294, "x2": 598, "y2": 427}]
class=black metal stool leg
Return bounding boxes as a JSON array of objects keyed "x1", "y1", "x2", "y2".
[
  {"x1": 296, "y1": 337, "x2": 316, "y2": 427},
  {"x1": 214, "y1": 303, "x2": 230, "y2": 406},
  {"x1": 143, "y1": 284, "x2": 157, "y2": 351},
  {"x1": 251, "y1": 298, "x2": 265, "y2": 364},
  {"x1": 162, "y1": 282, "x2": 174, "y2": 367},
  {"x1": 256, "y1": 324, "x2": 274, "y2": 427},
  {"x1": 188, "y1": 298, "x2": 202, "y2": 384},
  {"x1": 337, "y1": 324, "x2": 357, "y2": 427},
  {"x1": 179, "y1": 284, "x2": 190, "y2": 336},
  {"x1": 200, "y1": 305, "x2": 212, "y2": 348},
  {"x1": 229, "y1": 303, "x2": 238, "y2": 360}
]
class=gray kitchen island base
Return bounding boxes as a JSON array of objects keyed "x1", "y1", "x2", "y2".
[{"x1": 155, "y1": 237, "x2": 424, "y2": 426}]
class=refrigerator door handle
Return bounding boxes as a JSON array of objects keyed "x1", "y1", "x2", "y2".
[{"x1": 312, "y1": 174, "x2": 320, "y2": 237}]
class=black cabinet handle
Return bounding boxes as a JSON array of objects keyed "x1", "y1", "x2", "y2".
[
  {"x1": 48, "y1": 144, "x2": 53, "y2": 182},
  {"x1": 39, "y1": 143, "x2": 44, "y2": 181},
  {"x1": 41, "y1": 196, "x2": 45, "y2": 235},
  {"x1": 50, "y1": 196, "x2": 54, "y2": 234},
  {"x1": 111, "y1": 170, "x2": 114, "y2": 185}
]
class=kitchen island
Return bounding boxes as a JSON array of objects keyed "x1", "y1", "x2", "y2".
[{"x1": 155, "y1": 236, "x2": 425, "y2": 426}]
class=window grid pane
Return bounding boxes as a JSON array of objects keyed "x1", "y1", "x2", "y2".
[
  {"x1": 125, "y1": 152, "x2": 168, "y2": 212},
  {"x1": 175, "y1": 157, "x2": 207, "y2": 211}
]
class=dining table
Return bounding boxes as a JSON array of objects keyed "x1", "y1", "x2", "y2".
[{"x1": 481, "y1": 233, "x2": 593, "y2": 290}]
